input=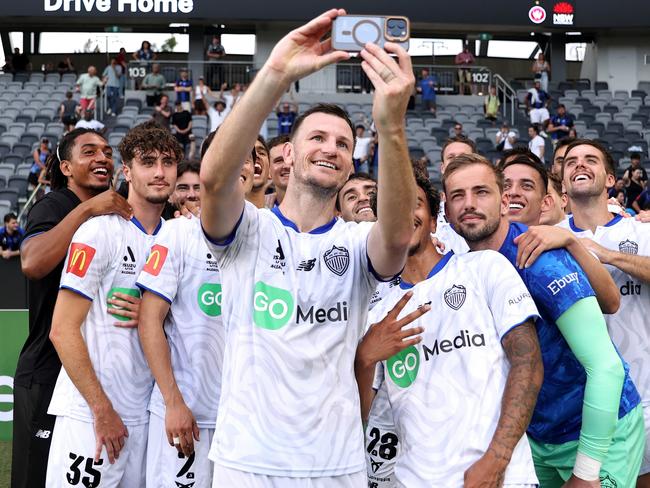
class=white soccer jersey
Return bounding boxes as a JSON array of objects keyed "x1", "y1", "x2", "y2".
[
  {"x1": 369, "y1": 277, "x2": 401, "y2": 310},
  {"x1": 433, "y1": 222, "x2": 470, "y2": 255},
  {"x1": 203, "y1": 201, "x2": 382, "y2": 477},
  {"x1": 559, "y1": 215, "x2": 650, "y2": 403},
  {"x1": 136, "y1": 216, "x2": 225, "y2": 428},
  {"x1": 49, "y1": 215, "x2": 161, "y2": 425},
  {"x1": 370, "y1": 250, "x2": 540, "y2": 486}
]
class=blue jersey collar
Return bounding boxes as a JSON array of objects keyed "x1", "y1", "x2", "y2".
[
  {"x1": 400, "y1": 251, "x2": 454, "y2": 290},
  {"x1": 568, "y1": 213, "x2": 622, "y2": 233},
  {"x1": 271, "y1": 205, "x2": 338, "y2": 234},
  {"x1": 131, "y1": 216, "x2": 163, "y2": 235}
]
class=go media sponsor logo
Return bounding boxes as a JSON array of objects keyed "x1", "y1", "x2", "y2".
[
  {"x1": 198, "y1": 283, "x2": 222, "y2": 317},
  {"x1": 387, "y1": 330, "x2": 486, "y2": 388},
  {"x1": 107, "y1": 287, "x2": 141, "y2": 321},
  {"x1": 252, "y1": 281, "x2": 349, "y2": 330},
  {"x1": 66, "y1": 243, "x2": 96, "y2": 277}
]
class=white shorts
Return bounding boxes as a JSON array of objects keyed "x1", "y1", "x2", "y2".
[
  {"x1": 529, "y1": 108, "x2": 550, "y2": 124},
  {"x1": 212, "y1": 464, "x2": 367, "y2": 487},
  {"x1": 640, "y1": 402, "x2": 650, "y2": 475},
  {"x1": 45, "y1": 416, "x2": 147, "y2": 488},
  {"x1": 146, "y1": 412, "x2": 215, "y2": 488}
]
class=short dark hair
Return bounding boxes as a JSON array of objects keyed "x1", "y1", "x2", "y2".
[
  {"x1": 441, "y1": 136, "x2": 476, "y2": 161},
  {"x1": 547, "y1": 173, "x2": 563, "y2": 196},
  {"x1": 370, "y1": 168, "x2": 439, "y2": 219},
  {"x1": 177, "y1": 160, "x2": 200, "y2": 178},
  {"x1": 4, "y1": 212, "x2": 17, "y2": 224},
  {"x1": 336, "y1": 172, "x2": 376, "y2": 212},
  {"x1": 46, "y1": 128, "x2": 109, "y2": 191},
  {"x1": 267, "y1": 134, "x2": 290, "y2": 151},
  {"x1": 443, "y1": 153, "x2": 504, "y2": 194},
  {"x1": 290, "y1": 103, "x2": 355, "y2": 144},
  {"x1": 554, "y1": 136, "x2": 576, "y2": 158},
  {"x1": 558, "y1": 103, "x2": 566, "y2": 110},
  {"x1": 563, "y1": 138, "x2": 615, "y2": 178},
  {"x1": 118, "y1": 121, "x2": 183, "y2": 167},
  {"x1": 501, "y1": 146, "x2": 539, "y2": 164},
  {"x1": 630, "y1": 152, "x2": 641, "y2": 161},
  {"x1": 501, "y1": 155, "x2": 549, "y2": 194},
  {"x1": 256, "y1": 134, "x2": 269, "y2": 154},
  {"x1": 529, "y1": 124, "x2": 540, "y2": 135}
]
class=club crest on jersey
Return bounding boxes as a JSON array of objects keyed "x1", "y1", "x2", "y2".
[
  {"x1": 600, "y1": 475, "x2": 618, "y2": 488},
  {"x1": 323, "y1": 245, "x2": 349, "y2": 276},
  {"x1": 618, "y1": 239, "x2": 638, "y2": 255},
  {"x1": 143, "y1": 244, "x2": 168, "y2": 276},
  {"x1": 444, "y1": 284, "x2": 466, "y2": 310},
  {"x1": 66, "y1": 243, "x2": 96, "y2": 277}
]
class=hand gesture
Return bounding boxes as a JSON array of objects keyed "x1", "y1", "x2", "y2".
[
  {"x1": 360, "y1": 42, "x2": 415, "y2": 133},
  {"x1": 84, "y1": 190, "x2": 132, "y2": 220},
  {"x1": 357, "y1": 291, "x2": 428, "y2": 366},
  {"x1": 107, "y1": 292, "x2": 141, "y2": 328},
  {"x1": 513, "y1": 225, "x2": 575, "y2": 268},
  {"x1": 166, "y1": 400, "x2": 200, "y2": 458},
  {"x1": 93, "y1": 404, "x2": 128, "y2": 464},
  {"x1": 264, "y1": 9, "x2": 350, "y2": 85}
]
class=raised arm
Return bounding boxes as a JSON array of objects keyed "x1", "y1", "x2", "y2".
[
  {"x1": 464, "y1": 319, "x2": 543, "y2": 486},
  {"x1": 581, "y1": 238, "x2": 650, "y2": 284},
  {"x1": 200, "y1": 9, "x2": 349, "y2": 241},
  {"x1": 139, "y1": 292, "x2": 198, "y2": 457},
  {"x1": 49, "y1": 290, "x2": 128, "y2": 464},
  {"x1": 362, "y1": 43, "x2": 417, "y2": 278}
]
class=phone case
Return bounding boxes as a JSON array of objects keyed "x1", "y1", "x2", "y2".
[{"x1": 331, "y1": 15, "x2": 410, "y2": 52}]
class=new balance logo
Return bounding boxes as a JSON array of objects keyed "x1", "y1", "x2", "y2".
[
  {"x1": 297, "y1": 259, "x2": 316, "y2": 271},
  {"x1": 35, "y1": 429, "x2": 51, "y2": 439}
]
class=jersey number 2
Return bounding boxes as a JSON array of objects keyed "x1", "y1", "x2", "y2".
[{"x1": 367, "y1": 427, "x2": 398, "y2": 460}]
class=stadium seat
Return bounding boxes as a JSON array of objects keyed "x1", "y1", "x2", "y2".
[
  {"x1": 595, "y1": 81, "x2": 609, "y2": 93},
  {"x1": 45, "y1": 73, "x2": 60, "y2": 83},
  {"x1": 0, "y1": 200, "x2": 11, "y2": 216},
  {"x1": 4, "y1": 153, "x2": 23, "y2": 168},
  {"x1": 124, "y1": 98, "x2": 143, "y2": 110},
  {"x1": 0, "y1": 188, "x2": 19, "y2": 209},
  {"x1": 61, "y1": 73, "x2": 77, "y2": 85},
  {"x1": 8, "y1": 175, "x2": 28, "y2": 196},
  {"x1": 11, "y1": 144, "x2": 33, "y2": 159},
  {"x1": 15, "y1": 164, "x2": 30, "y2": 178}
]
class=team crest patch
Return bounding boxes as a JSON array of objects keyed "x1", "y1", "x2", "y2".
[
  {"x1": 444, "y1": 284, "x2": 466, "y2": 310},
  {"x1": 323, "y1": 245, "x2": 350, "y2": 276},
  {"x1": 600, "y1": 474, "x2": 618, "y2": 488},
  {"x1": 618, "y1": 239, "x2": 638, "y2": 255}
]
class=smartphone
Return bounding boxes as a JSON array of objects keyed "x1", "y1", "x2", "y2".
[{"x1": 331, "y1": 15, "x2": 410, "y2": 52}]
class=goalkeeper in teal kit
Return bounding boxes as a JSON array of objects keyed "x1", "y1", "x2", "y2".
[{"x1": 441, "y1": 154, "x2": 645, "y2": 487}]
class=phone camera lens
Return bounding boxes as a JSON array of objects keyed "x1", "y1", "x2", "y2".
[{"x1": 387, "y1": 19, "x2": 397, "y2": 28}]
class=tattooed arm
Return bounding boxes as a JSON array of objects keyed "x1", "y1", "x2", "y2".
[{"x1": 464, "y1": 319, "x2": 543, "y2": 487}]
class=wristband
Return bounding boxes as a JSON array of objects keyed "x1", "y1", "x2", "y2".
[{"x1": 573, "y1": 452, "x2": 601, "y2": 481}]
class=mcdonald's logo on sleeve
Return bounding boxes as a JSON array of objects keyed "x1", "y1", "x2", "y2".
[
  {"x1": 143, "y1": 244, "x2": 168, "y2": 276},
  {"x1": 66, "y1": 243, "x2": 97, "y2": 278}
]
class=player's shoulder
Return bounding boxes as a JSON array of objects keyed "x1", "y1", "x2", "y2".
[{"x1": 458, "y1": 248, "x2": 504, "y2": 266}]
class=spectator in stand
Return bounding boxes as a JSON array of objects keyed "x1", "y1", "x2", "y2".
[
  {"x1": 547, "y1": 104, "x2": 573, "y2": 145},
  {"x1": 484, "y1": 85, "x2": 500, "y2": 122},
  {"x1": 528, "y1": 124, "x2": 545, "y2": 161},
  {"x1": 453, "y1": 122, "x2": 466, "y2": 138},
  {"x1": 531, "y1": 52, "x2": 551, "y2": 92},
  {"x1": 59, "y1": 91, "x2": 80, "y2": 133},
  {"x1": 12, "y1": 48, "x2": 30, "y2": 72},
  {"x1": 208, "y1": 100, "x2": 229, "y2": 132},
  {"x1": 75, "y1": 66, "x2": 103, "y2": 113},
  {"x1": 265, "y1": 134, "x2": 290, "y2": 208},
  {"x1": 626, "y1": 167, "x2": 646, "y2": 208},
  {"x1": 206, "y1": 35, "x2": 226, "y2": 85},
  {"x1": 102, "y1": 58, "x2": 122, "y2": 116},
  {"x1": 454, "y1": 44, "x2": 475, "y2": 95},
  {"x1": 194, "y1": 76, "x2": 214, "y2": 113},
  {"x1": 194, "y1": 99, "x2": 207, "y2": 116},
  {"x1": 417, "y1": 68, "x2": 437, "y2": 115},
  {"x1": 29, "y1": 138, "x2": 50, "y2": 188},
  {"x1": 115, "y1": 48, "x2": 128, "y2": 96},
  {"x1": 132, "y1": 40, "x2": 156, "y2": 62},
  {"x1": 614, "y1": 189, "x2": 627, "y2": 208},
  {"x1": 141, "y1": 63, "x2": 166, "y2": 107},
  {"x1": 633, "y1": 181, "x2": 650, "y2": 212},
  {"x1": 276, "y1": 101, "x2": 299, "y2": 135},
  {"x1": 153, "y1": 94, "x2": 172, "y2": 129},
  {"x1": 526, "y1": 79, "x2": 551, "y2": 132},
  {"x1": 75, "y1": 109, "x2": 105, "y2": 133},
  {"x1": 353, "y1": 125, "x2": 373, "y2": 173},
  {"x1": 0, "y1": 213, "x2": 24, "y2": 259},
  {"x1": 608, "y1": 177, "x2": 626, "y2": 198},
  {"x1": 219, "y1": 82, "x2": 243, "y2": 112},
  {"x1": 175, "y1": 68, "x2": 193, "y2": 112},
  {"x1": 568, "y1": 127, "x2": 578, "y2": 138},
  {"x1": 495, "y1": 122, "x2": 517, "y2": 152},
  {"x1": 56, "y1": 56, "x2": 74, "y2": 75},
  {"x1": 623, "y1": 152, "x2": 648, "y2": 183},
  {"x1": 171, "y1": 101, "x2": 195, "y2": 159}
]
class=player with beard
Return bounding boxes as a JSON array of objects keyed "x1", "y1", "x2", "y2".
[
  {"x1": 444, "y1": 153, "x2": 644, "y2": 488},
  {"x1": 137, "y1": 144, "x2": 256, "y2": 488},
  {"x1": 12, "y1": 129, "x2": 133, "y2": 488},
  {"x1": 554, "y1": 140, "x2": 650, "y2": 488},
  {"x1": 200, "y1": 9, "x2": 416, "y2": 486},
  {"x1": 266, "y1": 135, "x2": 291, "y2": 208},
  {"x1": 356, "y1": 171, "x2": 543, "y2": 487},
  {"x1": 336, "y1": 172, "x2": 377, "y2": 223},
  {"x1": 247, "y1": 135, "x2": 271, "y2": 208},
  {"x1": 45, "y1": 122, "x2": 182, "y2": 487}
]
